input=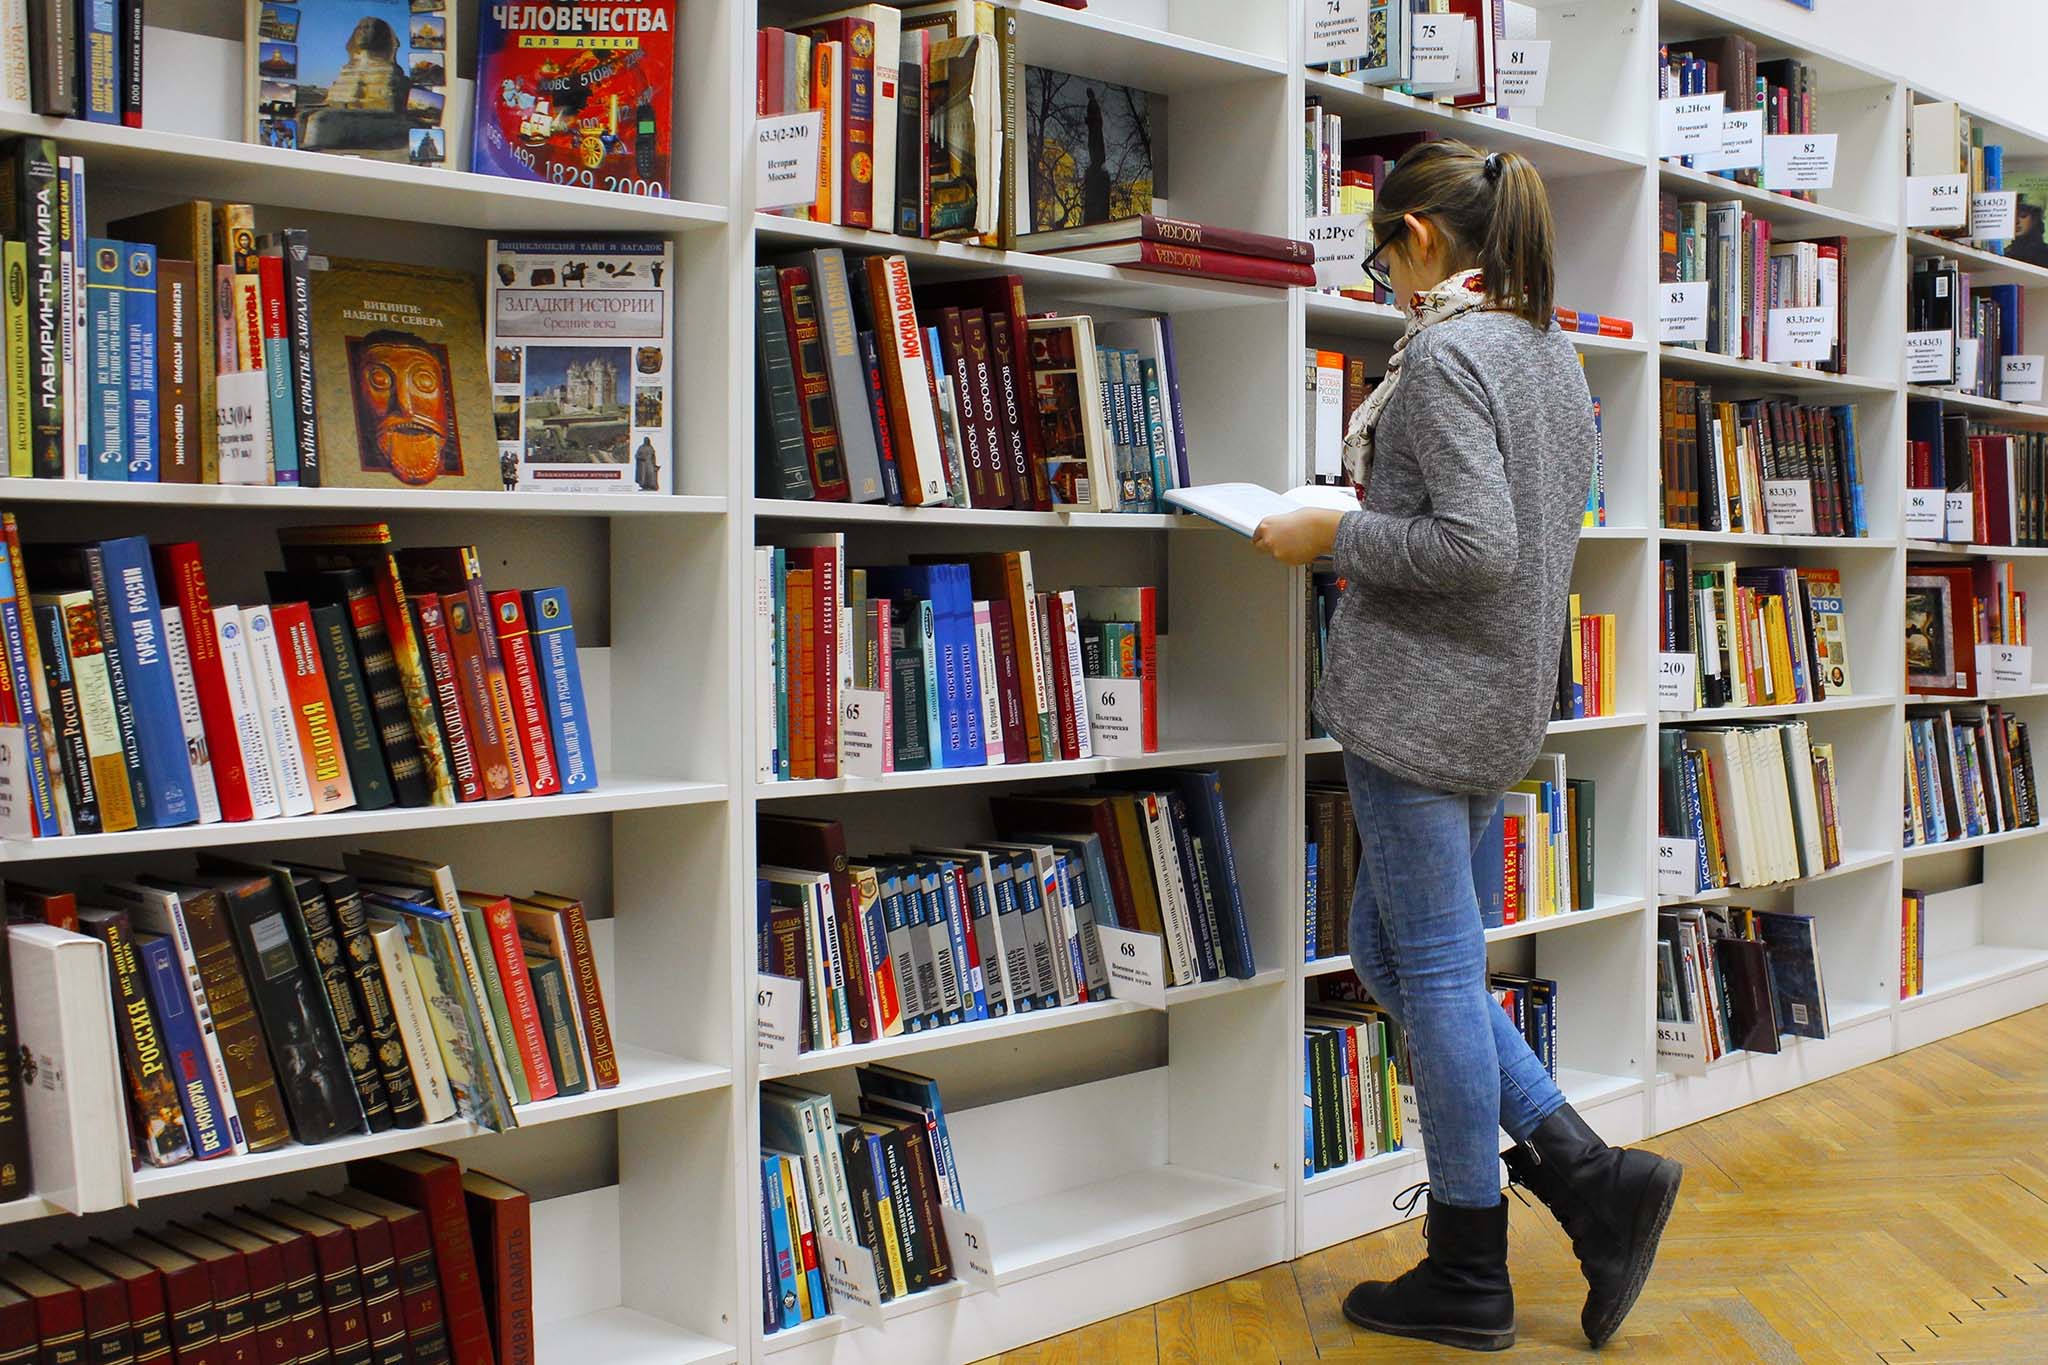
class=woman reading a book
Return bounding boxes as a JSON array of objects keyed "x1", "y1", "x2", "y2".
[{"x1": 1253, "y1": 142, "x2": 1681, "y2": 1353}]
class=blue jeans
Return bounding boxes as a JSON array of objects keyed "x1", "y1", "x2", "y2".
[{"x1": 1343, "y1": 751, "x2": 1566, "y2": 1208}]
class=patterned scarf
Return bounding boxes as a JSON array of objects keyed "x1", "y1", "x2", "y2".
[{"x1": 1342, "y1": 268, "x2": 1491, "y2": 490}]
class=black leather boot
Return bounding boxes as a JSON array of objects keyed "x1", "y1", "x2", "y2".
[
  {"x1": 1502, "y1": 1104, "x2": 1683, "y2": 1348},
  {"x1": 1341, "y1": 1194, "x2": 1515, "y2": 1352}
]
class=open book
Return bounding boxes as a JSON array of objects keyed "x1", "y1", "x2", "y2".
[{"x1": 1165, "y1": 483, "x2": 1361, "y2": 537}]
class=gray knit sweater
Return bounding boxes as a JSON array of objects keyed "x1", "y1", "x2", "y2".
[{"x1": 1311, "y1": 310, "x2": 1595, "y2": 796}]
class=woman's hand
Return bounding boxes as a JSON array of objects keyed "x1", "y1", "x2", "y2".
[{"x1": 1252, "y1": 507, "x2": 1345, "y2": 566}]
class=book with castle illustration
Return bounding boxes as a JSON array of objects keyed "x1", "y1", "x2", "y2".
[
  {"x1": 307, "y1": 257, "x2": 499, "y2": 491},
  {"x1": 245, "y1": 0, "x2": 459, "y2": 167}
]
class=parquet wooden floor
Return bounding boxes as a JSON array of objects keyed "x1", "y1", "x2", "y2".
[{"x1": 977, "y1": 1006, "x2": 2048, "y2": 1364}]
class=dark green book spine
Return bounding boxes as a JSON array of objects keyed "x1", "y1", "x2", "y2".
[
  {"x1": 755, "y1": 266, "x2": 815, "y2": 499},
  {"x1": 1568, "y1": 778, "x2": 1596, "y2": 912},
  {"x1": 525, "y1": 956, "x2": 587, "y2": 1097},
  {"x1": 837, "y1": 1122, "x2": 891, "y2": 1302},
  {"x1": 310, "y1": 603, "x2": 395, "y2": 811},
  {"x1": 31, "y1": 600, "x2": 100, "y2": 833},
  {"x1": 888, "y1": 619, "x2": 929, "y2": 770}
]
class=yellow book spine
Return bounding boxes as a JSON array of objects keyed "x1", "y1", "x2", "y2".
[{"x1": 5, "y1": 239, "x2": 27, "y2": 478}]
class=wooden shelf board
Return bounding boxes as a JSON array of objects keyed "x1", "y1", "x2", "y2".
[{"x1": 757, "y1": 743, "x2": 1288, "y2": 798}]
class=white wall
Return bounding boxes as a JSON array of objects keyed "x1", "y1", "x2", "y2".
[{"x1": 1701, "y1": 0, "x2": 2048, "y2": 130}]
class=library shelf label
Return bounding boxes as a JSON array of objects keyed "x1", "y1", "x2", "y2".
[
  {"x1": 1695, "y1": 112, "x2": 1764, "y2": 173},
  {"x1": 1496, "y1": 41, "x2": 1552, "y2": 107},
  {"x1": 0, "y1": 726, "x2": 29, "y2": 837},
  {"x1": 1658, "y1": 838, "x2": 1701, "y2": 898},
  {"x1": 1308, "y1": 214, "x2": 1372, "y2": 290},
  {"x1": 1906, "y1": 330, "x2": 1956, "y2": 384},
  {"x1": 1961, "y1": 337, "x2": 1983, "y2": 392},
  {"x1": 1970, "y1": 191, "x2": 2018, "y2": 242},
  {"x1": 1948, "y1": 492, "x2": 1974, "y2": 543},
  {"x1": 840, "y1": 687, "x2": 889, "y2": 778},
  {"x1": 1099, "y1": 928, "x2": 1168, "y2": 1009},
  {"x1": 940, "y1": 1207, "x2": 998, "y2": 1291},
  {"x1": 2002, "y1": 355, "x2": 2045, "y2": 403},
  {"x1": 1908, "y1": 174, "x2": 1970, "y2": 230},
  {"x1": 754, "y1": 111, "x2": 823, "y2": 211},
  {"x1": 1087, "y1": 678, "x2": 1149, "y2": 757},
  {"x1": 1306, "y1": 0, "x2": 1374, "y2": 64},
  {"x1": 1974, "y1": 644, "x2": 2033, "y2": 696},
  {"x1": 1904, "y1": 488, "x2": 1946, "y2": 539},
  {"x1": 1658, "y1": 281, "x2": 1709, "y2": 344},
  {"x1": 1409, "y1": 14, "x2": 1465, "y2": 85},
  {"x1": 1766, "y1": 307, "x2": 1835, "y2": 364},
  {"x1": 818, "y1": 1234, "x2": 888, "y2": 1327},
  {"x1": 1655, "y1": 652, "x2": 1698, "y2": 712},
  {"x1": 1763, "y1": 134, "x2": 1837, "y2": 192},
  {"x1": 1762, "y1": 479, "x2": 1817, "y2": 536},
  {"x1": 756, "y1": 974, "x2": 804, "y2": 1065},
  {"x1": 1658, "y1": 91, "x2": 1725, "y2": 159},
  {"x1": 1656, "y1": 1018, "x2": 1710, "y2": 1077}
]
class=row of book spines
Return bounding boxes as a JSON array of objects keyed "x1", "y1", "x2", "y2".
[
  {"x1": 1899, "y1": 890, "x2": 1928, "y2": 1000},
  {"x1": 1660, "y1": 559, "x2": 1849, "y2": 709},
  {"x1": 1659, "y1": 722, "x2": 1843, "y2": 891},
  {"x1": 21, "y1": 0, "x2": 141, "y2": 123},
  {"x1": 1304, "y1": 1005, "x2": 1406, "y2": 1175},
  {"x1": 1659, "y1": 205, "x2": 1846, "y2": 369},
  {"x1": 1656, "y1": 45, "x2": 1817, "y2": 199},
  {"x1": 1910, "y1": 429, "x2": 2048, "y2": 549},
  {"x1": 1556, "y1": 602, "x2": 1617, "y2": 721},
  {"x1": 1656, "y1": 908, "x2": 1796, "y2": 1063},
  {"x1": 1658, "y1": 386, "x2": 1866, "y2": 537},
  {"x1": 1903, "y1": 707, "x2": 2040, "y2": 847}
]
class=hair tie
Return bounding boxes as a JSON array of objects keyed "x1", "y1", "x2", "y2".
[{"x1": 1483, "y1": 152, "x2": 1505, "y2": 183}]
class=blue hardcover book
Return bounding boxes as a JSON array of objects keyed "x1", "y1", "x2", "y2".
[
  {"x1": 1831, "y1": 406, "x2": 1867, "y2": 537},
  {"x1": 1303, "y1": 1035, "x2": 1315, "y2": 1177},
  {"x1": 868, "y1": 565, "x2": 982, "y2": 768},
  {"x1": 917, "y1": 599, "x2": 943, "y2": 767},
  {"x1": 137, "y1": 933, "x2": 233, "y2": 1158},
  {"x1": 939, "y1": 565, "x2": 985, "y2": 765},
  {"x1": 122, "y1": 241, "x2": 157, "y2": 481},
  {"x1": 1304, "y1": 842, "x2": 1319, "y2": 961},
  {"x1": 78, "y1": 0, "x2": 118, "y2": 122},
  {"x1": 1169, "y1": 768, "x2": 1257, "y2": 979},
  {"x1": 0, "y1": 554, "x2": 59, "y2": 834},
  {"x1": 783, "y1": 1151, "x2": 827, "y2": 1315},
  {"x1": 934, "y1": 860, "x2": 983, "y2": 1021},
  {"x1": 86, "y1": 238, "x2": 125, "y2": 480},
  {"x1": 96, "y1": 536, "x2": 198, "y2": 827},
  {"x1": 762, "y1": 1155, "x2": 802, "y2": 1329},
  {"x1": 772, "y1": 547, "x2": 789, "y2": 780},
  {"x1": 951, "y1": 859, "x2": 993, "y2": 1019},
  {"x1": 1472, "y1": 803, "x2": 1506, "y2": 929},
  {"x1": 915, "y1": 863, "x2": 964, "y2": 1027},
  {"x1": 898, "y1": 866, "x2": 941, "y2": 1031},
  {"x1": 523, "y1": 587, "x2": 596, "y2": 792}
]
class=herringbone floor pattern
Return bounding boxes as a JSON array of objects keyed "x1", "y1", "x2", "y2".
[{"x1": 979, "y1": 1006, "x2": 2048, "y2": 1363}]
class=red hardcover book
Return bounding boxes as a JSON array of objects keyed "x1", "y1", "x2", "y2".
[
  {"x1": 460, "y1": 1173, "x2": 532, "y2": 1365},
  {"x1": 148, "y1": 1228, "x2": 256, "y2": 1365},
  {"x1": 298, "y1": 1197, "x2": 408, "y2": 1365},
  {"x1": 959, "y1": 310, "x2": 1015, "y2": 507},
  {"x1": 194, "y1": 1222, "x2": 290, "y2": 1365},
  {"x1": 467, "y1": 893, "x2": 557, "y2": 1102},
  {"x1": 394, "y1": 548, "x2": 529, "y2": 798},
  {"x1": 806, "y1": 17, "x2": 875, "y2": 229},
  {"x1": 270, "y1": 601, "x2": 356, "y2": 814},
  {"x1": 758, "y1": 814, "x2": 878, "y2": 1045},
  {"x1": 1041, "y1": 239, "x2": 1317, "y2": 287},
  {"x1": 521, "y1": 893, "x2": 619, "y2": 1089},
  {"x1": 75, "y1": 1243, "x2": 172, "y2": 1365},
  {"x1": 345, "y1": 1154, "x2": 491, "y2": 1365},
  {"x1": 331, "y1": 1190, "x2": 449, "y2": 1365},
  {"x1": 408, "y1": 595, "x2": 482, "y2": 803},
  {"x1": 934, "y1": 307, "x2": 994, "y2": 506},
  {"x1": 108, "y1": 1236, "x2": 217, "y2": 1365},
  {"x1": 152, "y1": 543, "x2": 252, "y2": 821},
  {"x1": 207, "y1": 1213, "x2": 326, "y2": 1365},
  {"x1": 33, "y1": 1250, "x2": 133, "y2": 1365},
  {"x1": 786, "y1": 569, "x2": 814, "y2": 779},
  {"x1": 0, "y1": 1281, "x2": 39, "y2": 1364},
  {"x1": 1044, "y1": 594, "x2": 1080, "y2": 760},
  {"x1": 0, "y1": 1258, "x2": 85, "y2": 1365},
  {"x1": 1502, "y1": 814, "x2": 1522, "y2": 925},
  {"x1": 786, "y1": 546, "x2": 839, "y2": 780},
  {"x1": 486, "y1": 592, "x2": 560, "y2": 798},
  {"x1": 915, "y1": 277, "x2": 1053, "y2": 507},
  {"x1": 440, "y1": 593, "x2": 517, "y2": 801},
  {"x1": 984, "y1": 598, "x2": 1028, "y2": 767},
  {"x1": 258, "y1": 1206, "x2": 368, "y2": 1365},
  {"x1": 777, "y1": 267, "x2": 852, "y2": 502},
  {"x1": 1020, "y1": 213, "x2": 1315, "y2": 263}
]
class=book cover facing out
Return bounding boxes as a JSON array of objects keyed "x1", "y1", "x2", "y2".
[{"x1": 249, "y1": 0, "x2": 456, "y2": 166}]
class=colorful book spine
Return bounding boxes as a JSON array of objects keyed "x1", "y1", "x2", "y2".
[
  {"x1": 273, "y1": 602, "x2": 355, "y2": 814},
  {"x1": 85, "y1": 237, "x2": 123, "y2": 480},
  {"x1": 158, "y1": 605, "x2": 223, "y2": 824},
  {"x1": 136, "y1": 933, "x2": 233, "y2": 1158},
  {"x1": 211, "y1": 604, "x2": 285, "y2": 820},
  {"x1": 156, "y1": 543, "x2": 249, "y2": 822},
  {"x1": 240, "y1": 603, "x2": 315, "y2": 817},
  {"x1": 77, "y1": 0, "x2": 115, "y2": 122},
  {"x1": 256, "y1": 252, "x2": 297, "y2": 484},
  {"x1": 122, "y1": 240, "x2": 156, "y2": 480},
  {"x1": 97, "y1": 536, "x2": 200, "y2": 826},
  {"x1": 522, "y1": 588, "x2": 594, "y2": 793},
  {"x1": 489, "y1": 591, "x2": 560, "y2": 798}
]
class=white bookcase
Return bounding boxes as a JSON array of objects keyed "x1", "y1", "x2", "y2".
[{"x1": 0, "y1": 1, "x2": 2041, "y2": 1361}]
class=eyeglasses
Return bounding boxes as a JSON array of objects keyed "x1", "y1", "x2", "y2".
[{"x1": 1363, "y1": 223, "x2": 1404, "y2": 294}]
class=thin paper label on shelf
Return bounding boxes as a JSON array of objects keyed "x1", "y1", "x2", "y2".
[
  {"x1": 1975, "y1": 644, "x2": 2033, "y2": 695},
  {"x1": 1655, "y1": 652, "x2": 1697, "y2": 711},
  {"x1": 1495, "y1": 40, "x2": 1551, "y2": 107},
  {"x1": 816, "y1": 1235, "x2": 886, "y2": 1327},
  {"x1": 1907, "y1": 174, "x2": 1970, "y2": 229},
  {"x1": 1971, "y1": 191, "x2": 2018, "y2": 241},
  {"x1": 755, "y1": 974, "x2": 804, "y2": 1067},
  {"x1": 1905, "y1": 330, "x2": 1956, "y2": 384},
  {"x1": 1306, "y1": 213, "x2": 1371, "y2": 291},
  {"x1": 839, "y1": 687, "x2": 887, "y2": 777},
  {"x1": 1694, "y1": 111, "x2": 1763, "y2": 172},
  {"x1": 1656, "y1": 838, "x2": 1700, "y2": 897},
  {"x1": 1904, "y1": 488, "x2": 1946, "y2": 539},
  {"x1": 1656, "y1": 1018, "x2": 1710, "y2": 1076},
  {"x1": 1098, "y1": 927, "x2": 1167, "y2": 1009},
  {"x1": 1657, "y1": 281, "x2": 1708, "y2": 344},
  {"x1": 1762, "y1": 133, "x2": 1837, "y2": 190},
  {"x1": 939, "y1": 1207, "x2": 997, "y2": 1290},
  {"x1": 1762, "y1": 479, "x2": 1816, "y2": 536},
  {"x1": 1658, "y1": 91, "x2": 1724, "y2": 159},
  {"x1": 1086, "y1": 677, "x2": 1148, "y2": 756},
  {"x1": 1397, "y1": 1084, "x2": 1421, "y2": 1143},
  {"x1": 1766, "y1": 307, "x2": 1834, "y2": 363},
  {"x1": 0, "y1": 726, "x2": 31, "y2": 838},
  {"x1": 1306, "y1": 0, "x2": 1374, "y2": 63},
  {"x1": 2002, "y1": 355, "x2": 2044, "y2": 403},
  {"x1": 755, "y1": 111, "x2": 823, "y2": 210},
  {"x1": 1946, "y1": 491, "x2": 1974, "y2": 542},
  {"x1": 1409, "y1": 14, "x2": 1465, "y2": 84}
]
